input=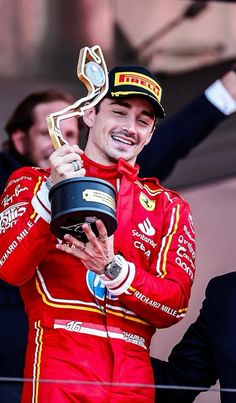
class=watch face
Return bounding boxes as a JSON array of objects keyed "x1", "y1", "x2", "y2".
[
  {"x1": 84, "y1": 61, "x2": 106, "y2": 87},
  {"x1": 105, "y1": 261, "x2": 122, "y2": 280}
]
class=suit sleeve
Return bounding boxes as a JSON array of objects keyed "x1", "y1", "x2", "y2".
[
  {"x1": 137, "y1": 94, "x2": 225, "y2": 181},
  {"x1": 0, "y1": 167, "x2": 53, "y2": 285},
  {"x1": 151, "y1": 280, "x2": 218, "y2": 403}
]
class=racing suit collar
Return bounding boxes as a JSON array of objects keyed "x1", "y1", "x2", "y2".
[{"x1": 82, "y1": 154, "x2": 140, "y2": 180}]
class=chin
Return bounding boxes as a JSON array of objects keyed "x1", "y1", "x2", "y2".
[{"x1": 109, "y1": 150, "x2": 131, "y2": 162}]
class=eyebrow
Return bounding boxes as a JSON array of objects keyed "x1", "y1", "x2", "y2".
[{"x1": 110, "y1": 99, "x2": 156, "y2": 119}]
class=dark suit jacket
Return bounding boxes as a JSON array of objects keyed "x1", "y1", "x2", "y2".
[
  {"x1": 0, "y1": 151, "x2": 22, "y2": 194},
  {"x1": 138, "y1": 94, "x2": 225, "y2": 180},
  {"x1": 152, "y1": 272, "x2": 236, "y2": 403}
]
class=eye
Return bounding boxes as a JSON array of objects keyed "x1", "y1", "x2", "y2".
[
  {"x1": 41, "y1": 130, "x2": 50, "y2": 137},
  {"x1": 113, "y1": 109, "x2": 126, "y2": 116},
  {"x1": 137, "y1": 118, "x2": 152, "y2": 127},
  {"x1": 138, "y1": 119, "x2": 148, "y2": 126},
  {"x1": 64, "y1": 131, "x2": 78, "y2": 139}
]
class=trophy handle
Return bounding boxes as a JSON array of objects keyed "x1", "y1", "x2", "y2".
[{"x1": 47, "y1": 45, "x2": 109, "y2": 150}]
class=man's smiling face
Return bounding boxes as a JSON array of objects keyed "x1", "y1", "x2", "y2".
[{"x1": 84, "y1": 96, "x2": 157, "y2": 166}]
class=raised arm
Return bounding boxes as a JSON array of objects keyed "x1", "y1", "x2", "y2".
[{"x1": 138, "y1": 69, "x2": 236, "y2": 181}]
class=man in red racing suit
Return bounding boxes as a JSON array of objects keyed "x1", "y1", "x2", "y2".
[{"x1": 0, "y1": 66, "x2": 195, "y2": 403}]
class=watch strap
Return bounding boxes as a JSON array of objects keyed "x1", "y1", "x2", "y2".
[{"x1": 99, "y1": 255, "x2": 135, "y2": 296}]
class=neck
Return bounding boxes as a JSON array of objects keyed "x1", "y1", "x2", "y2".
[{"x1": 84, "y1": 145, "x2": 117, "y2": 167}]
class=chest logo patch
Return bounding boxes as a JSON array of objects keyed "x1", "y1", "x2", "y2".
[
  {"x1": 138, "y1": 217, "x2": 155, "y2": 236},
  {"x1": 139, "y1": 192, "x2": 156, "y2": 211},
  {"x1": 86, "y1": 271, "x2": 116, "y2": 301}
]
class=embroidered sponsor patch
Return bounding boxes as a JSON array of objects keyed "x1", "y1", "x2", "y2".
[
  {"x1": 139, "y1": 192, "x2": 156, "y2": 211},
  {"x1": 0, "y1": 202, "x2": 28, "y2": 233}
]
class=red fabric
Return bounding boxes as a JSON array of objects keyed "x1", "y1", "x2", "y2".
[{"x1": 0, "y1": 157, "x2": 195, "y2": 402}]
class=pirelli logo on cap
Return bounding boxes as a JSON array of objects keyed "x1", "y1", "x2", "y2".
[{"x1": 113, "y1": 71, "x2": 162, "y2": 102}]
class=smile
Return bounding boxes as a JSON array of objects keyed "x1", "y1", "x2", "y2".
[{"x1": 111, "y1": 135, "x2": 135, "y2": 146}]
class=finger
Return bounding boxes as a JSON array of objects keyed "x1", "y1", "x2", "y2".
[
  {"x1": 56, "y1": 240, "x2": 86, "y2": 254},
  {"x1": 56, "y1": 242, "x2": 76, "y2": 255},
  {"x1": 60, "y1": 160, "x2": 83, "y2": 175},
  {"x1": 71, "y1": 144, "x2": 84, "y2": 155},
  {"x1": 96, "y1": 220, "x2": 108, "y2": 241},
  {"x1": 58, "y1": 153, "x2": 83, "y2": 166},
  {"x1": 51, "y1": 164, "x2": 85, "y2": 179},
  {"x1": 50, "y1": 144, "x2": 78, "y2": 158},
  {"x1": 82, "y1": 223, "x2": 99, "y2": 245},
  {"x1": 57, "y1": 144, "x2": 83, "y2": 156},
  {"x1": 63, "y1": 234, "x2": 85, "y2": 250}
]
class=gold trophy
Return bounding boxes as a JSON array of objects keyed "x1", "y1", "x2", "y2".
[{"x1": 47, "y1": 45, "x2": 117, "y2": 242}]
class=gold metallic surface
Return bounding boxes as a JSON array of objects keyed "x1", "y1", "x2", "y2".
[{"x1": 47, "y1": 45, "x2": 108, "y2": 150}]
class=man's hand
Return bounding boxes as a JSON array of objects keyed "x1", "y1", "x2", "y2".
[
  {"x1": 56, "y1": 219, "x2": 114, "y2": 275},
  {"x1": 48, "y1": 144, "x2": 85, "y2": 185}
]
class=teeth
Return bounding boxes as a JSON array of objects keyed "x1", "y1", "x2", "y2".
[{"x1": 112, "y1": 136, "x2": 133, "y2": 145}]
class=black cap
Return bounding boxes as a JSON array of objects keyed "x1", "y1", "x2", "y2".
[{"x1": 106, "y1": 66, "x2": 165, "y2": 118}]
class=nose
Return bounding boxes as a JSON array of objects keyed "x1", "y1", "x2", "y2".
[{"x1": 125, "y1": 115, "x2": 137, "y2": 135}]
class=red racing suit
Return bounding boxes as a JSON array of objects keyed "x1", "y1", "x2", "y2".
[{"x1": 0, "y1": 155, "x2": 195, "y2": 403}]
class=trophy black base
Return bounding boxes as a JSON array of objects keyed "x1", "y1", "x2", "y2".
[{"x1": 49, "y1": 177, "x2": 117, "y2": 243}]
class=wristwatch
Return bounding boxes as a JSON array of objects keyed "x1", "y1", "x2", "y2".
[{"x1": 104, "y1": 256, "x2": 123, "y2": 280}]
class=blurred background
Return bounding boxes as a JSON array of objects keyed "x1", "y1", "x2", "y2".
[{"x1": 1, "y1": 0, "x2": 236, "y2": 401}]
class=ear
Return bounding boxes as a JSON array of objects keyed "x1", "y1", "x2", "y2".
[
  {"x1": 83, "y1": 107, "x2": 96, "y2": 128},
  {"x1": 11, "y1": 130, "x2": 26, "y2": 155}
]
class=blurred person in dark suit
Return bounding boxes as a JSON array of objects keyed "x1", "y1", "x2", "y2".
[{"x1": 151, "y1": 272, "x2": 236, "y2": 403}]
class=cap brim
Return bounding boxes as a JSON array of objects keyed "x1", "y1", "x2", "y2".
[{"x1": 107, "y1": 91, "x2": 165, "y2": 119}]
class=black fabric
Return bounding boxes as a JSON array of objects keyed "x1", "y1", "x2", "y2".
[
  {"x1": 152, "y1": 272, "x2": 236, "y2": 403},
  {"x1": 0, "y1": 289, "x2": 28, "y2": 402},
  {"x1": 0, "y1": 383, "x2": 24, "y2": 403},
  {"x1": 107, "y1": 65, "x2": 165, "y2": 118},
  {"x1": 0, "y1": 152, "x2": 22, "y2": 194},
  {"x1": 138, "y1": 94, "x2": 225, "y2": 181}
]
